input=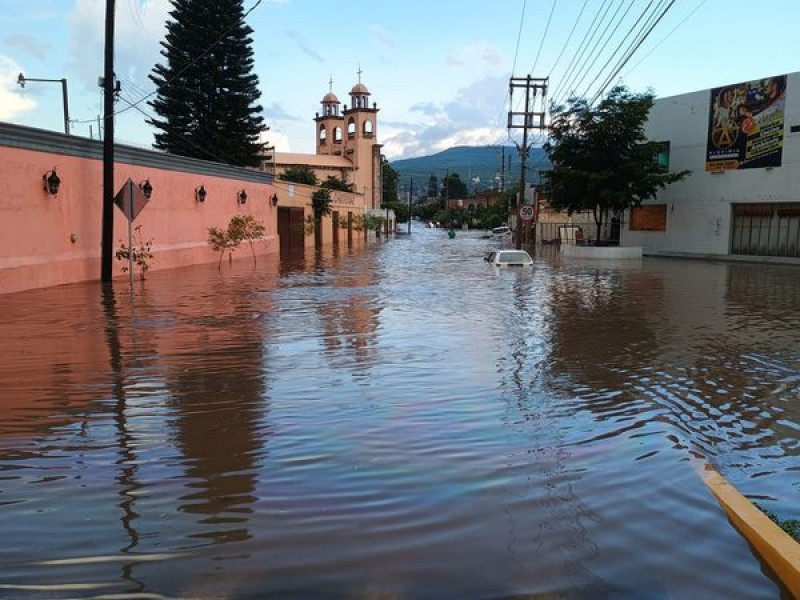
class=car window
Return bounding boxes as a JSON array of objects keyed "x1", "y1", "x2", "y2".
[{"x1": 499, "y1": 251, "x2": 530, "y2": 262}]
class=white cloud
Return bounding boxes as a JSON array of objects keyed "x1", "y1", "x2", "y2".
[
  {"x1": 371, "y1": 25, "x2": 397, "y2": 49},
  {"x1": 284, "y1": 29, "x2": 323, "y2": 63},
  {"x1": 409, "y1": 101, "x2": 442, "y2": 118},
  {"x1": 381, "y1": 130, "x2": 421, "y2": 160},
  {"x1": 479, "y1": 44, "x2": 503, "y2": 66},
  {"x1": 264, "y1": 101, "x2": 302, "y2": 122},
  {"x1": 2, "y1": 34, "x2": 51, "y2": 62},
  {"x1": 68, "y1": 0, "x2": 170, "y2": 93},
  {"x1": 260, "y1": 128, "x2": 292, "y2": 152},
  {"x1": 0, "y1": 55, "x2": 36, "y2": 119},
  {"x1": 381, "y1": 75, "x2": 510, "y2": 159},
  {"x1": 432, "y1": 127, "x2": 506, "y2": 151},
  {"x1": 447, "y1": 42, "x2": 505, "y2": 70}
]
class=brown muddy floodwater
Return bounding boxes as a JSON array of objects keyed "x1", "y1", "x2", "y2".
[{"x1": 1, "y1": 225, "x2": 799, "y2": 599}]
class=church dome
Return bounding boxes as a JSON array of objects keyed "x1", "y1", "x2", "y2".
[
  {"x1": 322, "y1": 92, "x2": 340, "y2": 104},
  {"x1": 350, "y1": 83, "x2": 370, "y2": 96}
]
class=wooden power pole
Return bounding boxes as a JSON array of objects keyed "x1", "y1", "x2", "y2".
[
  {"x1": 101, "y1": 0, "x2": 116, "y2": 282},
  {"x1": 507, "y1": 76, "x2": 547, "y2": 249}
]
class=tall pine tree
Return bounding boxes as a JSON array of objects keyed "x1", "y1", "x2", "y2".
[{"x1": 148, "y1": 0, "x2": 265, "y2": 167}]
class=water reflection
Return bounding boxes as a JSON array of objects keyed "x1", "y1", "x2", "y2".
[
  {"x1": 101, "y1": 284, "x2": 145, "y2": 591},
  {"x1": 544, "y1": 259, "x2": 800, "y2": 509},
  {"x1": 0, "y1": 232, "x2": 796, "y2": 598},
  {"x1": 167, "y1": 329, "x2": 266, "y2": 545}
]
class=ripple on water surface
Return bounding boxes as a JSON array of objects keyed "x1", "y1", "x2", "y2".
[{"x1": 0, "y1": 229, "x2": 796, "y2": 598}]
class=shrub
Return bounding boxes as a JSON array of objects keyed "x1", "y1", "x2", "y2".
[{"x1": 115, "y1": 225, "x2": 154, "y2": 280}]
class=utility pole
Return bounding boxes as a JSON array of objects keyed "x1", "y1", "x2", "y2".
[
  {"x1": 408, "y1": 177, "x2": 413, "y2": 235},
  {"x1": 101, "y1": 0, "x2": 116, "y2": 282},
  {"x1": 500, "y1": 146, "x2": 505, "y2": 192},
  {"x1": 443, "y1": 168, "x2": 449, "y2": 210},
  {"x1": 508, "y1": 75, "x2": 547, "y2": 249}
]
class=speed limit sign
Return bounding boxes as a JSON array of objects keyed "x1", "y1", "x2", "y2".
[{"x1": 518, "y1": 204, "x2": 535, "y2": 221}]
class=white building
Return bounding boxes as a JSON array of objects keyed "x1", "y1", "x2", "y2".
[{"x1": 627, "y1": 71, "x2": 800, "y2": 263}]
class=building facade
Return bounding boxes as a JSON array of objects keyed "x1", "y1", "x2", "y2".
[
  {"x1": 0, "y1": 122, "x2": 276, "y2": 295},
  {"x1": 627, "y1": 71, "x2": 800, "y2": 263},
  {"x1": 262, "y1": 78, "x2": 391, "y2": 252}
]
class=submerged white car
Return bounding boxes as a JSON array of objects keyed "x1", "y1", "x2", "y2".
[
  {"x1": 491, "y1": 226, "x2": 511, "y2": 238},
  {"x1": 484, "y1": 249, "x2": 534, "y2": 267}
]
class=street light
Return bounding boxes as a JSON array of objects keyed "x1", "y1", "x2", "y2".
[{"x1": 17, "y1": 72, "x2": 70, "y2": 135}]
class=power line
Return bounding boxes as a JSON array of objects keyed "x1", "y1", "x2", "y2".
[
  {"x1": 489, "y1": 0, "x2": 530, "y2": 149},
  {"x1": 548, "y1": 0, "x2": 614, "y2": 105},
  {"x1": 510, "y1": 0, "x2": 529, "y2": 77},
  {"x1": 575, "y1": 0, "x2": 643, "y2": 100},
  {"x1": 78, "y1": 0, "x2": 263, "y2": 125},
  {"x1": 588, "y1": 0, "x2": 677, "y2": 104},
  {"x1": 545, "y1": 0, "x2": 590, "y2": 80},
  {"x1": 622, "y1": 0, "x2": 708, "y2": 79},
  {"x1": 529, "y1": 0, "x2": 557, "y2": 76},
  {"x1": 126, "y1": 0, "x2": 146, "y2": 29},
  {"x1": 117, "y1": 94, "x2": 238, "y2": 165}
]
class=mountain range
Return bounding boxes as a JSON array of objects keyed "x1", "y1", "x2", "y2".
[{"x1": 389, "y1": 145, "x2": 550, "y2": 197}]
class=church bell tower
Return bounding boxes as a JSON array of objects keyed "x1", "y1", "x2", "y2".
[
  {"x1": 343, "y1": 70, "x2": 381, "y2": 207},
  {"x1": 315, "y1": 78, "x2": 344, "y2": 156}
]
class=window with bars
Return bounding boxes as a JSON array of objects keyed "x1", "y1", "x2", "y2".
[{"x1": 731, "y1": 203, "x2": 800, "y2": 258}]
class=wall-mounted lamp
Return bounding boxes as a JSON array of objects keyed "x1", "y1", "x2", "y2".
[
  {"x1": 43, "y1": 169, "x2": 61, "y2": 195},
  {"x1": 139, "y1": 179, "x2": 153, "y2": 199},
  {"x1": 195, "y1": 185, "x2": 207, "y2": 203},
  {"x1": 271, "y1": 193, "x2": 279, "y2": 207},
  {"x1": 238, "y1": 189, "x2": 248, "y2": 204}
]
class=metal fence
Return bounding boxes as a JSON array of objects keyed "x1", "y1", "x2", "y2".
[
  {"x1": 732, "y1": 203, "x2": 800, "y2": 258},
  {"x1": 537, "y1": 220, "x2": 621, "y2": 245}
]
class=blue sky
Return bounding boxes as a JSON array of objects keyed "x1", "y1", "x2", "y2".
[{"x1": 1, "y1": 0, "x2": 799, "y2": 160}]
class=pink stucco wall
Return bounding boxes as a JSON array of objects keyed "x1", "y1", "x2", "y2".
[{"x1": 0, "y1": 143, "x2": 277, "y2": 295}]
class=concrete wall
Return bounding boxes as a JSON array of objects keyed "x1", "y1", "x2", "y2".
[
  {"x1": 0, "y1": 122, "x2": 277, "y2": 295},
  {"x1": 627, "y1": 71, "x2": 800, "y2": 260}
]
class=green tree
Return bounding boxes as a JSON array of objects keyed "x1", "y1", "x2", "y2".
[
  {"x1": 543, "y1": 85, "x2": 690, "y2": 240},
  {"x1": 313, "y1": 188, "x2": 331, "y2": 247},
  {"x1": 280, "y1": 165, "x2": 318, "y2": 186},
  {"x1": 363, "y1": 214, "x2": 385, "y2": 237},
  {"x1": 321, "y1": 175, "x2": 353, "y2": 192},
  {"x1": 207, "y1": 214, "x2": 265, "y2": 267},
  {"x1": 441, "y1": 173, "x2": 469, "y2": 200},
  {"x1": 413, "y1": 202, "x2": 439, "y2": 222},
  {"x1": 312, "y1": 188, "x2": 332, "y2": 221},
  {"x1": 228, "y1": 214, "x2": 266, "y2": 262},
  {"x1": 115, "y1": 225, "x2": 154, "y2": 280},
  {"x1": 148, "y1": 0, "x2": 265, "y2": 167},
  {"x1": 207, "y1": 226, "x2": 240, "y2": 268},
  {"x1": 381, "y1": 157, "x2": 399, "y2": 204},
  {"x1": 427, "y1": 174, "x2": 438, "y2": 199},
  {"x1": 384, "y1": 201, "x2": 410, "y2": 224}
]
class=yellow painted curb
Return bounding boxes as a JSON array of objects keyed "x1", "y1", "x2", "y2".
[{"x1": 701, "y1": 466, "x2": 800, "y2": 596}]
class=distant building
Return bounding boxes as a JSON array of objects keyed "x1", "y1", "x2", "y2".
[{"x1": 465, "y1": 190, "x2": 505, "y2": 210}]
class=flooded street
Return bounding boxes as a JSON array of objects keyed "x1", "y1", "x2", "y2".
[{"x1": 1, "y1": 225, "x2": 799, "y2": 599}]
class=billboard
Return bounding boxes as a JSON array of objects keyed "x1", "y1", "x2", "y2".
[{"x1": 705, "y1": 74, "x2": 786, "y2": 171}]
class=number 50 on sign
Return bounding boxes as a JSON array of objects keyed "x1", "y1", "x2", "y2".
[{"x1": 518, "y1": 204, "x2": 535, "y2": 221}]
